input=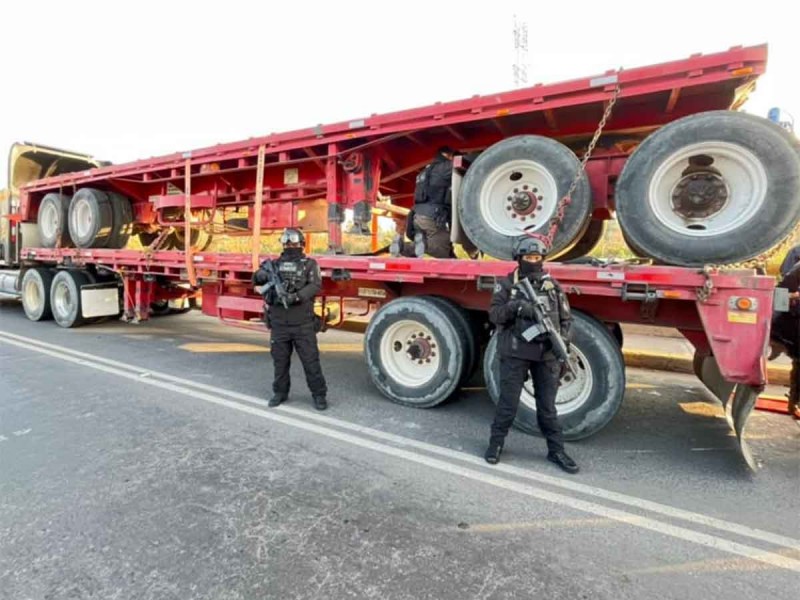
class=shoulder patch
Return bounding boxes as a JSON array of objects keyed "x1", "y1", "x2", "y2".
[
  {"x1": 493, "y1": 283, "x2": 502, "y2": 293},
  {"x1": 542, "y1": 280, "x2": 555, "y2": 291}
]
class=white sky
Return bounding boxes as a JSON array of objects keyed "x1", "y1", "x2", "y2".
[{"x1": 1, "y1": 0, "x2": 797, "y2": 188}]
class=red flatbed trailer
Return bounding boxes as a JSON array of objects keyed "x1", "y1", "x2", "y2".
[{"x1": 3, "y1": 44, "x2": 798, "y2": 468}]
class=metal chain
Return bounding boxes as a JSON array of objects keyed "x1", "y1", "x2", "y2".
[{"x1": 542, "y1": 83, "x2": 622, "y2": 247}]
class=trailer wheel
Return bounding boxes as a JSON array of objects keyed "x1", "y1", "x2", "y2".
[
  {"x1": 483, "y1": 310, "x2": 625, "y2": 440},
  {"x1": 459, "y1": 135, "x2": 592, "y2": 260},
  {"x1": 425, "y1": 296, "x2": 479, "y2": 384},
  {"x1": 365, "y1": 297, "x2": 466, "y2": 408},
  {"x1": 616, "y1": 111, "x2": 800, "y2": 266},
  {"x1": 553, "y1": 219, "x2": 606, "y2": 262},
  {"x1": 107, "y1": 192, "x2": 133, "y2": 249},
  {"x1": 21, "y1": 268, "x2": 55, "y2": 321},
  {"x1": 50, "y1": 270, "x2": 91, "y2": 328},
  {"x1": 37, "y1": 193, "x2": 73, "y2": 248},
  {"x1": 68, "y1": 188, "x2": 113, "y2": 248}
]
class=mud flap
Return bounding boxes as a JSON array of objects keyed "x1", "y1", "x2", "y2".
[
  {"x1": 696, "y1": 354, "x2": 760, "y2": 469},
  {"x1": 729, "y1": 384, "x2": 760, "y2": 470},
  {"x1": 450, "y1": 171, "x2": 478, "y2": 254}
]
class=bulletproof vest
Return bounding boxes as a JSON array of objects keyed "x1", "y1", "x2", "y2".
[
  {"x1": 277, "y1": 257, "x2": 309, "y2": 293},
  {"x1": 413, "y1": 158, "x2": 451, "y2": 207}
]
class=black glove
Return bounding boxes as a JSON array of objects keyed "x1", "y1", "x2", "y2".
[
  {"x1": 518, "y1": 302, "x2": 536, "y2": 320},
  {"x1": 506, "y1": 299, "x2": 524, "y2": 314},
  {"x1": 253, "y1": 269, "x2": 268, "y2": 286}
]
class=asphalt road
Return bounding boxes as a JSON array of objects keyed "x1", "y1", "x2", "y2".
[{"x1": 1, "y1": 301, "x2": 798, "y2": 600}]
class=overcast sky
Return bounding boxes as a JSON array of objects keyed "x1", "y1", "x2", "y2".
[{"x1": 1, "y1": 0, "x2": 797, "y2": 187}]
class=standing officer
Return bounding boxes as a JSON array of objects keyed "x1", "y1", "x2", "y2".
[
  {"x1": 484, "y1": 236, "x2": 579, "y2": 473},
  {"x1": 253, "y1": 228, "x2": 328, "y2": 411},
  {"x1": 390, "y1": 146, "x2": 457, "y2": 258}
]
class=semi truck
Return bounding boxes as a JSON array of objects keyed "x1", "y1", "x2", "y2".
[{"x1": 1, "y1": 44, "x2": 798, "y2": 467}]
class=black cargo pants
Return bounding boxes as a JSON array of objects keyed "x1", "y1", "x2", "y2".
[
  {"x1": 490, "y1": 356, "x2": 564, "y2": 453},
  {"x1": 270, "y1": 322, "x2": 327, "y2": 398}
]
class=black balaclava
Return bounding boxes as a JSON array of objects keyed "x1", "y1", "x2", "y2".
[
  {"x1": 281, "y1": 246, "x2": 304, "y2": 260},
  {"x1": 518, "y1": 257, "x2": 544, "y2": 278}
]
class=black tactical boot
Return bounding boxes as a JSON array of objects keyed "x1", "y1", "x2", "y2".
[
  {"x1": 268, "y1": 394, "x2": 287, "y2": 408},
  {"x1": 547, "y1": 450, "x2": 579, "y2": 474},
  {"x1": 313, "y1": 396, "x2": 328, "y2": 411},
  {"x1": 484, "y1": 443, "x2": 503, "y2": 465}
]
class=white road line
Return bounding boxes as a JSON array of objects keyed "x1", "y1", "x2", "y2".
[{"x1": 2, "y1": 330, "x2": 798, "y2": 552}]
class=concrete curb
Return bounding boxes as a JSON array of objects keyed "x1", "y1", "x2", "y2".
[{"x1": 622, "y1": 349, "x2": 791, "y2": 387}]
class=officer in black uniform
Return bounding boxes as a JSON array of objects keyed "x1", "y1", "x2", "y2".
[
  {"x1": 484, "y1": 236, "x2": 579, "y2": 473},
  {"x1": 391, "y1": 146, "x2": 456, "y2": 258},
  {"x1": 253, "y1": 228, "x2": 328, "y2": 411}
]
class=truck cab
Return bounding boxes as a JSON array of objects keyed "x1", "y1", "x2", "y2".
[{"x1": 1, "y1": 143, "x2": 106, "y2": 267}]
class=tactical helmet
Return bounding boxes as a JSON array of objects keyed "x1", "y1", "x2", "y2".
[
  {"x1": 279, "y1": 227, "x2": 305, "y2": 246},
  {"x1": 512, "y1": 236, "x2": 549, "y2": 260}
]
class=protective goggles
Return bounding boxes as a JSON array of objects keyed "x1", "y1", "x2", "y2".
[{"x1": 280, "y1": 230, "x2": 303, "y2": 245}]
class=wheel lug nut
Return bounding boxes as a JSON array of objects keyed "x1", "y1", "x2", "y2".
[
  {"x1": 513, "y1": 188, "x2": 519, "y2": 193},
  {"x1": 511, "y1": 214, "x2": 517, "y2": 218},
  {"x1": 425, "y1": 358, "x2": 431, "y2": 363},
  {"x1": 523, "y1": 185, "x2": 529, "y2": 190}
]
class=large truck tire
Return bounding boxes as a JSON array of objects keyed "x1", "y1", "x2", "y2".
[
  {"x1": 425, "y1": 296, "x2": 480, "y2": 384},
  {"x1": 458, "y1": 135, "x2": 592, "y2": 260},
  {"x1": 483, "y1": 310, "x2": 625, "y2": 440},
  {"x1": 68, "y1": 188, "x2": 113, "y2": 248},
  {"x1": 107, "y1": 192, "x2": 133, "y2": 249},
  {"x1": 50, "y1": 269, "x2": 92, "y2": 328},
  {"x1": 365, "y1": 297, "x2": 466, "y2": 408},
  {"x1": 21, "y1": 268, "x2": 55, "y2": 321},
  {"x1": 616, "y1": 111, "x2": 800, "y2": 267},
  {"x1": 553, "y1": 219, "x2": 606, "y2": 261},
  {"x1": 37, "y1": 193, "x2": 73, "y2": 248}
]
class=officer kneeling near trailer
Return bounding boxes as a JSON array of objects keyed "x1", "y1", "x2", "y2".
[
  {"x1": 484, "y1": 236, "x2": 579, "y2": 474},
  {"x1": 253, "y1": 228, "x2": 328, "y2": 411}
]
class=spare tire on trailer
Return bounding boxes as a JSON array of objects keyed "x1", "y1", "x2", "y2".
[
  {"x1": 68, "y1": 188, "x2": 114, "y2": 248},
  {"x1": 21, "y1": 268, "x2": 55, "y2": 321},
  {"x1": 364, "y1": 297, "x2": 466, "y2": 408},
  {"x1": 107, "y1": 192, "x2": 134, "y2": 249},
  {"x1": 615, "y1": 111, "x2": 800, "y2": 267},
  {"x1": 458, "y1": 135, "x2": 592, "y2": 260},
  {"x1": 483, "y1": 310, "x2": 625, "y2": 440},
  {"x1": 37, "y1": 193, "x2": 73, "y2": 248}
]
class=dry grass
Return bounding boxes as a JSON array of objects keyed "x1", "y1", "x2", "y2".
[{"x1": 131, "y1": 216, "x2": 798, "y2": 278}]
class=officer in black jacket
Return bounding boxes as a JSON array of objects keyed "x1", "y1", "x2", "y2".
[
  {"x1": 484, "y1": 236, "x2": 579, "y2": 473},
  {"x1": 253, "y1": 228, "x2": 328, "y2": 410},
  {"x1": 390, "y1": 146, "x2": 456, "y2": 258}
]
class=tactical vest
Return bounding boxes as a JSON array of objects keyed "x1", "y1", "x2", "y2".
[{"x1": 277, "y1": 257, "x2": 310, "y2": 293}]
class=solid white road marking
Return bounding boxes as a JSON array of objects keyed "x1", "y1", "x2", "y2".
[{"x1": 1, "y1": 329, "x2": 799, "y2": 571}]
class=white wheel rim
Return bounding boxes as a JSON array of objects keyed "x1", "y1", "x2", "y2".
[
  {"x1": 23, "y1": 278, "x2": 42, "y2": 312},
  {"x1": 479, "y1": 159, "x2": 558, "y2": 236},
  {"x1": 39, "y1": 202, "x2": 59, "y2": 240},
  {"x1": 519, "y1": 346, "x2": 593, "y2": 416},
  {"x1": 52, "y1": 279, "x2": 72, "y2": 320},
  {"x1": 380, "y1": 320, "x2": 441, "y2": 387},
  {"x1": 648, "y1": 141, "x2": 768, "y2": 237},
  {"x1": 71, "y1": 198, "x2": 94, "y2": 240}
]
